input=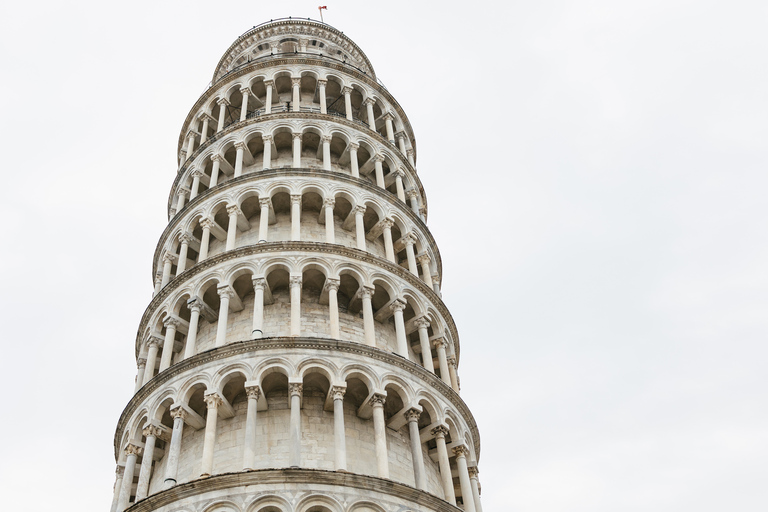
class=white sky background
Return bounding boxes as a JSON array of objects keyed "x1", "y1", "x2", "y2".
[{"x1": 0, "y1": 1, "x2": 766, "y2": 510}]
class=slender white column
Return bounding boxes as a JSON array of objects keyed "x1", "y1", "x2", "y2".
[
  {"x1": 243, "y1": 385, "x2": 260, "y2": 470},
  {"x1": 134, "y1": 358, "x2": 146, "y2": 392},
  {"x1": 209, "y1": 154, "x2": 221, "y2": 187},
  {"x1": 185, "y1": 132, "x2": 196, "y2": 158},
  {"x1": 332, "y1": 385, "x2": 347, "y2": 471},
  {"x1": 364, "y1": 98, "x2": 376, "y2": 130},
  {"x1": 135, "y1": 425, "x2": 162, "y2": 501},
  {"x1": 291, "y1": 78, "x2": 301, "y2": 111},
  {"x1": 178, "y1": 150, "x2": 186, "y2": 168},
  {"x1": 434, "y1": 338, "x2": 451, "y2": 386},
  {"x1": 176, "y1": 233, "x2": 191, "y2": 274},
  {"x1": 289, "y1": 383, "x2": 302, "y2": 467},
  {"x1": 454, "y1": 446, "x2": 477, "y2": 512},
  {"x1": 382, "y1": 219, "x2": 395, "y2": 262},
  {"x1": 360, "y1": 285, "x2": 375, "y2": 347},
  {"x1": 175, "y1": 188, "x2": 187, "y2": 213},
  {"x1": 373, "y1": 155, "x2": 385, "y2": 188},
  {"x1": 384, "y1": 112, "x2": 395, "y2": 142},
  {"x1": 351, "y1": 205, "x2": 367, "y2": 250},
  {"x1": 226, "y1": 204, "x2": 240, "y2": 251},
  {"x1": 433, "y1": 275, "x2": 442, "y2": 296},
  {"x1": 323, "y1": 197, "x2": 335, "y2": 243},
  {"x1": 469, "y1": 466, "x2": 484, "y2": 512},
  {"x1": 415, "y1": 318, "x2": 435, "y2": 372},
  {"x1": 264, "y1": 80, "x2": 273, "y2": 114},
  {"x1": 153, "y1": 272, "x2": 161, "y2": 297},
  {"x1": 432, "y1": 425, "x2": 457, "y2": 505},
  {"x1": 404, "y1": 234, "x2": 419, "y2": 275},
  {"x1": 370, "y1": 394, "x2": 389, "y2": 478},
  {"x1": 252, "y1": 277, "x2": 266, "y2": 338},
  {"x1": 317, "y1": 79, "x2": 327, "y2": 113},
  {"x1": 117, "y1": 444, "x2": 142, "y2": 511},
  {"x1": 190, "y1": 170, "x2": 202, "y2": 199},
  {"x1": 325, "y1": 278, "x2": 340, "y2": 338},
  {"x1": 215, "y1": 286, "x2": 234, "y2": 347},
  {"x1": 290, "y1": 275, "x2": 302, "y2": 336},
  {"x1": 163, "y1": 407, "x2": 185, "y2": 488},
  {"x1": 407, "y1": 190, "x2": 420, "y2": 215},
  {"x1": 292, "y1": 132, "x2": 302, "y2": 167},
  {"x1": 405, "y1": 408, "x2": 427, "y2": 490},
  {"x1": 239, "y1": 87, "x2": 250, "y2": 121},
  {"x1": 142, "y1": 338, "x2": 161, "y2": 386},
  {"x1": 160, "y1": 252, "x2": 175, "y2": 288},
  {"x1": 390, "y1": 299, "x2": 408, "y2": 357},
  {"x1": 110, "y1": 466, "x2": 124, "y2": 512},
  {"x1": 299, "y1": 38, "x2": 308, "y2": 52},
  {"x1": 290, "y1": 194, "x2": 301, "y2": 241},
  {"x1": 216, "y1": 98, "x2": 229, "y2": 132},
  {"x1": 258, "y1": 198, "x2": 270, "y2": 242},
  {"x1": 348, "y1": 142, "x2": 360, "y2": 177},
  {"x1": 407, "y1": 148, "x2": 415, "y2": 166},
  {"x1": 200, "y1": 393, "x2": 222, "y2": 477},
  {"x1": 397, "y1": 134, "x2": 407, "y2": 155},
  {"x1": 262, "y1": 135, "x2": 272, "y2": 169},
  {"x1": 234, "y1": 142, "x2": 246, "y2": 177},
  {"x1": 321, "y1": 135, "x2": 332, "y2": 170},
  {"x1": 342, "y1": 86, "x2": 353, "y2": 120},
  {"x1": 200, "y1": 116, "x2": 209, "y2": 143},
  {"x1": 447, "y1": 355, "x2": 460, "y2": 393},
  {"x1": 417, "y1": 254, "x2": 434, "y2": 287},
  {"x1": 394, "y1": 169, "x2": 406, "y2": 201},
  {"x1": 184, "y1": 300, "x2": 201, "y2": 358},
  {"x1": 198, "y1": 219, "x2": 213, "y2": 261},
  {"x1": 159, "y1": 317, "x2": 179, "y2": 372}
]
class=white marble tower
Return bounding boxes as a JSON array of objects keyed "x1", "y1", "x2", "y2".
[{"x1": 111, "y1": 18, "x2": 483, "y2": 512}]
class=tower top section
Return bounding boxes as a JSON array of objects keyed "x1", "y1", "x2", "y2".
[{"x1": 213, "y1": 18, "x2": 376, "y2": 83}]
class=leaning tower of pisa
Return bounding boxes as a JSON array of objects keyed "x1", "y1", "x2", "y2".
[{"x1": 111, "y1": 18, "x2": 484, "y2": 512}]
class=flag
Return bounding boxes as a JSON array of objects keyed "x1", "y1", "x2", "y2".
[{"x1": 319, "y1": 5, "x2": 327, "y2": 9}]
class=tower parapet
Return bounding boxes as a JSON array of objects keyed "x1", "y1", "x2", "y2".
[{"x1": 111, "y1": 19, "x2": 483, "y2": 512}]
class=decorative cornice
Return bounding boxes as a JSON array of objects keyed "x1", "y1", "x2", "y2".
[
  {"x1": 124, "y1": 468, "x2": 463, "y2": 512},
  {"x1": 142, "y1": 242, "x2": 456, "y2": 362},
  {"x1": 118, "y1": 337, "x2": 478, "y2": 462}
]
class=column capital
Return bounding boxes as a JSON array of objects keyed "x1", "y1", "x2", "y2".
[
  {"x1": 452, "y1": 444, "x2": 471, "y2": 458},
  {"x1": 186, "y1": 131, "x2": 196, "y2": 141},
  {"x1": 373, "y1": 153, "x2": 385, "y2": 163},
  {"x1": 342, "y1": 86, "x2": 352, "y2": 95},
  {"x1": 362, "y1": 97, "x2": 376, "y2": 106},
  {"x1": 178, "y1": 232, "x2": 194, "y2": 244},
  {"x1": 317, "y1": 78, "x2": 327, "y2": 86},
  {"x1": 368, "y1": 393, "x2": 386, "y2": 406},
  {"x1": 291, "y1": 77, "x2": 301, "y2": 86},
  {"x1": 323, "y1": 197, "x2": 336, "y2": 208},
  {"x1": 124, "y1": 443, "x2": 143, "y2": 457},
  {"x1": 381, "y1": 217, "x2": 394, "y2": 229},
  {"x1": 217, "y1": 284, "x2": 236, "y2": 300},
  {"x1": 288, "y1": 383, "x2": 303, "y2": 397},
  {"x1": 163, "y1": 316, "x2": 180, "y2": 329},
  {"x1": 162, "y1": 252, "x2": 177, "y2": 264},
  {"x1": 290, "y1": 194, "x2": 302, "y2": 205},
  {"x1": 142, "y1": 424, "x2": 165, "y2": 439},
  {"x1": 263, "y1": 79, "x2": 274, "y2": 88},
  {"x1": 252, "y1": 277, "x2": 267, "y2": 290},
  {"x1": 216, "y1": 97, "x2": 230, "y2": 106},
  {"x1": 407, "y1": 189, "x2": 419, "y2": 199},
  {"x1": 393, "y1": 168, "x2": 405, "y2": 179},
  {"x1": 320, "y1": 135, "x2": 333, "y2": 144},
  {"x1": 203, "y1": 392, "x2": 223, "y2": 409},
  {"x1": 262, "y1": 134, "x2": 273, "y2": 143},
  {"x1": 292, "y1": 132, "x2": 303, "y2": 140},
  {"x1": 431, "y1": 425, "x2": 450, "y2": 438},
  {"x1": 331, "y1": 385, "x2": 346, "y2": 401},
  {"x1": 289, "y1": 275, "x2": 302, "y2": 288},
  {"x1": 382, "y1": 111, "x2": 395, "y2": 121},
  {"x1": 187, "y1": 299, "x2": 203, "y2": 313},
  {"x1": 200, "y1": 217, "x2": 216, "y2": 230},
  {"x1": 234, "y1": 141, "x2": 247, "y2": 151},
  {"x1": 115, "y1": 465, "x2": 125, "y2": 477},
  {"x1": 190, "y1": 169, "x2": 204, "y2": 178},
  {"x1": 226, "y1": 204, "x2": 242, "y2": 217},
  {"x1": 146, "y1": 335, "x2": 163, "y2": 349},
  {"x1": 239, "y1": 86, "x2": 251, "y2": 96},
  {"x1": 468, "y1": 465, "x2": 479, "y2": 478},
  {"x1": 348, "y1": 141, "x2": 360, "y2": 151},
  {"x1": 245, "y1": 385, "x2": 261, "y2": 400},
  {"x1": 210, "y1": 153, "x2": 223, "y2": 163},
  {"x1": 403, "y1": 232, "x2": 417, "y2": 246},
  {"x1": 414, "y1": 317, "x2": 431, "y2": 330},
  {"x1": 389, "y1": 299, "x2": 406, "y2": 313},
  {"x1": 433, "y1": 337, "x2": 448, "y2": 349},
  {"x1": 170, "y1": 406, "x2": 187, "y2": 421},
  {"x1": 177, "y1": 187, "x2": 189, "y2": 198},
  {"x1": 324, "y1": 277, "x2": 340, "y2": 292},
  {"x1": 353, "y1": 204, "x2": 367, "y2": 215},
  {"x1": 136, "y1": 358, "x2": 147, "y2": 368},
  {"x1": 447, "y1": 355, "x2": 457, "y2": 367},
  {"x1": 416, "y1": 253, "x2": 431, "y2": 265},
  {"x1": 259, "y1": 197, "x2": 272, "y2": 208},
  {"x1": 404, "y1": 407, "x2": 421, "y2": 423},
  {"x1": 360, "y1": 285, "x2": 374, "y2": 300}
]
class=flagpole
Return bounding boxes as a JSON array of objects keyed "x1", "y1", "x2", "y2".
[{"x1": 318, "y1": 7, "x2": 324, "y2": 22}]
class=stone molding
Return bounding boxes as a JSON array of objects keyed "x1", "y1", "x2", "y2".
[{"x1": 116, "y1": 337, "x2": 479, "y2": 462}]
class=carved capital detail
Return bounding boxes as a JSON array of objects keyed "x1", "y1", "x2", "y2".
[
  {"x1": 348, "y1": 142, "x2": 360, "y2": 151},
  {"x1": 431, "y1": 425, "x2": 450, "y2": 438},
  {"x1": 226, "y1": 204, "x2": 242, "y2": 216},
  {"x1": 360, "y1": 285, "x2": 374, "y2": 300},
  {"x1": 369, "y1": 393, "x2": 386, "y2": 407},
  {"x1": 289, "y1": 383, "x2": 303, "y2": 397},
  {"x1": 353, "y1": 205, "x2": 367, "y2": 215},
  {"x1": 331, "y1": 385, "x2": 346, "y2": 401},
  {"x1": 245, "y1": 385, "x2": 261, "y2": 400},
  {"x1": 124, "y1": 443, "x2": 143, "y2": 457},
  {"x1": 259, "y1": 197, "x2": 272, "y2": 208},
  {"x1": 404, "y1": 407, "x2": 421, "y2": 423},
  {"x1": 234, "y1": 141, "x2": 247, "y2": 151},
  {"x1": 468, "y1": 466, "x2": 479, "y2": 478},
  {"x1": 323, "y1": 197, "x2": 336, "y2": 208},
  {"x1": 142, "y1": 424, "x2": 164, "y2": 439},
  {"x1": 321, "y1": 135, "x2": 333, "y2": 144},
  {"x1": 324, "y1": 277, "x2": 340, "y2": 292},
  {"x1": 414, "y1": 317, "x2": 431, "y2": 330},
  {"x1": 203, "y1": 393, "x2": 223, "y2": 409},
  {"x1": 217, "y1": 285, "x2": 236, "y2": 300},
  {"x1": 170, "y1": 406, "x2": 187, "y2": 421},
  {"x1": 199, "y1": 218, "x2": 216, "y2": 230},
  {"x1": 252, "y1": 277, "x2": 267, "y2": 290},
  {"x1": 289, "y1": 275, "x2": 303, "y2": 287},
  {"x1": 452, "y1": 445, "x2": 471, "y2": 458},
  {"x1": 389, "y1": 299, "x2": 406, "y2": 313}
]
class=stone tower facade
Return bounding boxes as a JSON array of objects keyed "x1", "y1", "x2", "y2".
[{"x1": 111, "y1": 18, "x2": 483, "y2": 512}]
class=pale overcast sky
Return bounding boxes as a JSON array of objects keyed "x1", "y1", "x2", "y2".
[{"x1": 1, "y1": 1, "x2": 766, "y2": 511}]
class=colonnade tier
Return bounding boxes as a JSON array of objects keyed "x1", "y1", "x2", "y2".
[
  {"x1": 156, "y1": 170, "x2": 441, "y2": 292},
  {"x1": 136, "y1": 244, "x2": 461, "y2": 379},
  {"x1": 169, "y1": 111, "x2": 425, "y2": 220},
  {"x1": 177, "y1": 57, "x2": 416, "y2": 168},
  {"x1": 114, "y1": 338, "x2": 479, "y2": 505}
]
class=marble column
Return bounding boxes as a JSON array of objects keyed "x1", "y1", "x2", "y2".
[
  {"x1": 318, "y1": 79, "x2": 327, "y2": 113},
  {"x1": 373, "y1": 155, "x2": 385, "y2": 188},
  {"x1": 134, "y1": 358, "x2": 146, "y2": 393},
  {"x1": 239, "y1": 87, "x2": 250, "y2": 121},
  {"x1": 432, "y1": 425, "x2": 456, "y2": 505},
  {"x1": 262, "y1": 135, "x2": 272, "y2": 169},
  {"x1": 290, "y1": 275, "x2": 302, "y2": 336},
  {"x1": 198, "y1": 219, "x2": 213, "y2": 261},
  {"x1": 252, "y1": 277, "x2": 266, "y2": 338},
  {"x1": 370, "y1": 393, "x2": 389, "y2": 478},
  {"x1": 163, "y1": 407, "x2": 186, "y2": 489},
  {"x1": 405, "y1": 408, "x2": 426, "y2": 490},
  {"x1": 321, "y1": 135, "x2": 332, "y2": 170},
  {"x1": 215, "y1": 285, "x2": 235, "y2": 347},
  {"x1": 342, "y1": 86, "x2": 353, "y2": 120},
  {"x1": 291, "y1": 78, "x2": 301, "y2": 111},
  {"x1": 159, "y1": 317, "x2": 179, "y2": 372},
  {"x1": 323, "y1": 197, "x2": 335, "y2": 243},
  {"x1": 292, "y1": 133, "x2": 302, "y2": 167},
  {"x1": 404, "y1": 234, "x2": 419, "y2": 275},
  {"x1": 332, "y1": 385, "x2": 347, "y2": 471},
  {"x1": 258, "y1": 198, "x2": 271, "y2": 242},
  {"x1": 453, "y1": 445, "x2": 476, "y2": 512},
  {"x1": 349, "y1": 142, "x2": 360, "y2": 177},
  {"x1": 290, "y1": 194, "x2": 301, "y2": 240},
  {"x1": 354, "y1": 205, "x2": 366, "y2": 250},
  {"x1": 184, "y1": 300, "x2": 202, "y2": 359},
  {"x1": 117, "y1": 443, "x2": 142, "y2": 511},
  {"x1": 364, "y1": 98, "x2": 376, "y2": 130},
  {"x1": 289, "y1": 383, "x2": 302, "y2": 467},
  {"x1": 360, "y1": 285, "x2": 376, "y2": 347},
  {"x1": 447, "y1": 355, "x2": 460, "y2": 393},
  {"x1": 382, "y1": 219, "x2": 395, "y2": 263},
  {"x1": 434, "y1": 338, "x2": 452, "y2": 386},
  {"x1": 415, "y1": 318, "x2": 435, "y2": 372},
  {"x1": 142, "y1": 338, "x2": 161, "y2": 386},
  {"x1": 417, "y1": 254, "x2": 434, "y2": 288},
  {"x1": 264, "y1": 80, "x2": 273, "y2": 114},
  {"x1": 390, "y1": 299, "x2": 409, "y2": 357},
  {"x1": 243, "y1": 385, "x2": 260, "y2": 470},
  {"x1": 325, "y1": 278, "x2": 340, "y2": 338},
  {"x1": 225, "y1": 204, "x2": 241, "y2": 251},
  {"x1": 468, "y1": 466, "x2": 484, "y2": 512},
  {"x1": 135, "y1": 425, "x2": 163, "y2": 501},
  {"x1": 234, "y1": 142, "x2": 246, "y2": 177},
  {"x1": 200, "y1": 393, "x2": 222, "y2": 477},
  {"x1": 216, "y1": 98, "x2": 229, "y2": 132}
]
